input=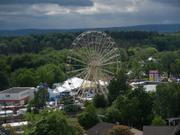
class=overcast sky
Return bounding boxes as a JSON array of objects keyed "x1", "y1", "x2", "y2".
[{"x1": 0, "y1": 0, "x2": 180, "y2": 30}]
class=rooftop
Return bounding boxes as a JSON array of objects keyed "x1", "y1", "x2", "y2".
[
  {"x1": 143, "y1": 125, "x2": 180, "y2": 135},
  {"x1": 2, "y1": 121, "x2": 28, "y2": 127},
  {"x1": 86, "y1": 122, "x2": 143, "y2": 135},
  {"x1": 86, "y1": 122, "x2": 115, "y2": 135},
  {"x1": 0, "y1": 87, "x2": 34, "y2": 94},
  {"x1": 167, "y1": 117, "x2": 180, "y2": 121}
]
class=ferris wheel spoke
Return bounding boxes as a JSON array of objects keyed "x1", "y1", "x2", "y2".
[
  {"x1": 99, "y1": 72, "x2": 109, "y2": 95},
  {"x1": 99, "y1": 42, "x2": 114, "y2": 58},
  {"x1": 84, "y1": 49, "x2": 93, "y2": 61},
  {"x1": 98, "y1": 82, "x2": 105, "y2": 95},
  {"x1": 102, "y1": 54, "x2": 119, "y2": 64},
  {"x1": 86, "y1": 42, "x2": 93, "y2": 56},
  {"x1": 77, "y1": 38, "x2": 92, "y2": 59},
  {"x1": 77, "y1": 68, "x2": 91, "y2": 96},
  {"x1": 92, "y1": 69, "x2": 99, "y2": 93},
  {"x1": 100, "y1": 68, "x2": 114, "y2": 75},
  {"x1": 102, "y1": 60, "x2": 121, "y2": 71},
  {"x1": 101, "y1": 35, "x2": 110, "y2": 46},
  {"x1": 100, "y1": 61, "x2": 119, "y2": 66},
  {"x1": 74, "y1": 48, "x2": 90, "y2": 61},
  {"x1": 100, "y1": 49, "x2": 117, "y2": 63},
  {"x1": 69, "y1": 56, "x2": 87, "y2": 65},
  {"x1": 97, "y1": 78, "x2": 107, "y2": 96},
  {"x1": 84, "y1": 35, "x2": 93, "y2": 54},
  {"x1": 75, "y1": 69, "x2": 88, "y2": 78},
  {"x1": 95, "y1": 34, "x2": 105, "y2": 54},
  {"x1": 67, "y1": 68, "x2": 87, "y2": 74},
  {"x1": 101, "y1": 38, "x2": 114, "y2": 51},
  {"x1": 102, "y1": 66, "x2": 118, "y2": 73},
  {"x1": 98, "y1": 37, "x2": 110, "y2": 55},
  {"x1": 93, "y1": 35, "x2": 101, "y2": 54},
  {"x1": 71, "y1": 64, "x2": 86, "y2": 67}
]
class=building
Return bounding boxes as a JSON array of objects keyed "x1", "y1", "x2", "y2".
[
  {"x1": 149, "y1": 70, "x2": 159, "y2": 82},
  {"x1": 0, "y1": 87, "x2": 35, "y2": 111},
  {"x1": 2, "y1": 121, "x2": 28, "y2": 135},
  {"x1": 143, "y1": 84, "x2": 157, "y2": 92},
  {"x1": 143, "y1": 124, "x2": 180, "y2": 135},
  {"x1": 130, "y1": 81, "x2": 157, "y2": 92},
  {"x1": 167, "y1": 117, "x2": 180, "y2": 126},
  {"x1": 143, "y1": 117, "x2": 180, "y2": 135}
]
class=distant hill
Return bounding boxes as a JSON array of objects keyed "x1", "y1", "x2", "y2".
[{"x1": 0, "y1": 24, "x2": 180, "y2": 36}]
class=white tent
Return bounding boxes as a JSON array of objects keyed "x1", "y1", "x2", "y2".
[
  {"x1": 62, "y1": 77, "x2": 84, "y2": 90},
  {"x1": 52, "y1": 77, "x2": 108, "y2": 95}
]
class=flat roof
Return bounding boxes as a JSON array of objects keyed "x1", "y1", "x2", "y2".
[
  {"x1": 167, "y1": 117, "x2": 180, "y2": 121},
  {"x1": 0, "y1": 87, "x2": 34, "y2": 94},
  {"x1": 2, "y1": 121, "x2": 28, "y2": 127},
  {"x1": 143, "y1": 126, "x2": 175, "y2": 135}
]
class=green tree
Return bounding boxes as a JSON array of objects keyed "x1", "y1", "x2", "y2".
[
  {"x1": 105, "y1": 107, "x2": 121, "y2": 123},
  {"x1": 60, "y1": 95, "x2": 74, "y2": 105},
  {"x1": 93, "y1": 94, "x2": 108, "y2": 108},
  {"x1": 10, "y1": 54, "x2": 35, "y2": 71},
  {"x1": 153, "y1": 82, "x2": 180, "y2": 118},
  {"x1": 30, "y1": 88, "x2": 48, "y2": 112},
  {"x1": 131, "y1": 58, "x2": 144, "y2": 79},
  {"x1": 144, "y1": 60, "x2": 159, "y2": 75},
  {"x1": 119, "y1": 48, "x2": 128, "y2": 62},
  {"x1": 0, "y1": 57, "x2": 11, "y2": 73},
  {"x1": 108, "y1": 70, "x2": 129, "y2": 104},
  {"x1": 24, "y1": 110, "x2": 84, "y2": 135},
  {"x1": 0, "y1": 71, "x2": 9, "y2": 91},
  {"x1": 139, "y1": 47, "x2": 158, "y2": 60},
  {"x1": 171, "y1": 59, "x2": 180, "y2": 76},
  {"x1": 78, "y1": 103, "x2": 99, "y2": 129},
  {"x1": 36, "y1": 64, "x2": 55, "y2": 85},
  {"x1": 11, "y1": 68, "x2": 36, "y2": 87},
  {"x1": 160, "y1": 52, "x2": 177, "y2": 77},
  {"x1": 113, "y1": 87, "x2": 153, "y2": 128},
  {"x1": 36, "y1": 64, "x2": 66, "y2": 86},
  {"x1": 0, "y1": 42, "x2": 8, "y2": 55}
]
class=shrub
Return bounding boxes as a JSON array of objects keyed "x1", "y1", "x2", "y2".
[
  {"x1": 105, "y1": 107, "x2": 121, "y2": 123},
  {"x1": 78, "y1": 103, "x2": 99, "y2": 129},
  {"x1": 93, "y1": 94, "x2": 108, "y2": 108},
  {"x1": 151, "y1": 116, "x2": 166, "y2": 126},
  {"x1": 106, "y1": 125, "x2": 134, "y2": 135},
  {"x1": 64, "y1": 104, "x2": 81, "y2": 113}
]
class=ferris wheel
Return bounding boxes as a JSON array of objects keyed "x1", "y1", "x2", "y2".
[{"x1": 67, "y1": 31, "x2": 120, "y2": 98}]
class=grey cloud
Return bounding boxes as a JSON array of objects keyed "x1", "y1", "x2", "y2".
[
  {"x1": 0, "y1": 0, "x2": 93, "y2": 7},
  {"x1": 1, "y1": 7, "x2": 180, "y2": 30},
  {"x1": 150, "y1": 0, "x2": 180, "y2": 6},
  {"x1": 0, "y1": 0, "x2": 180, "y2": 30}
]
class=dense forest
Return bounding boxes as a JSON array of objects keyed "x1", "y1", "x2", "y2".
[
  {"x1": 0, "y1": 31, "x2": 180, "y2": 91},
  {"x1": 0, "y1": 31, "x2": 180, "y2": 55}
]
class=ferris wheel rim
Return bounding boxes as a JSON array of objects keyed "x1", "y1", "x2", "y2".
[{"x1": 67, "y1": 31, "x2": 121, "y2": 97}]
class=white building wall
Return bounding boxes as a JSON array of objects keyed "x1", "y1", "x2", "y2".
[
  {"x1": 0, "y1": 93, "x2": 20, "y2": 101},
  {"x1": 0, "y1": 87, "x2": 35, "y2": 101}
]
